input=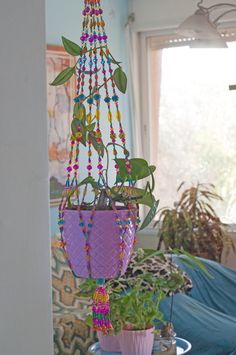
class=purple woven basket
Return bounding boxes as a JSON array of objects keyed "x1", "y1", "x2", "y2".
[{"x1": 63, "y1": 208, "x2": 136, "y2": 279}]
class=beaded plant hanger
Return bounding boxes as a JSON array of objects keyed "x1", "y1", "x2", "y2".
[{"x1": 53, "y1": 0, "x2": 142, "y2": 335}]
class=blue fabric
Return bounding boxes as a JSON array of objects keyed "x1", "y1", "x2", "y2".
[
  {"x1": 173, "y1": 256, "x2": 236, "y2": 317},
  {"x1": 159, "y1": 257, "x2": 236, "y2": 355}
]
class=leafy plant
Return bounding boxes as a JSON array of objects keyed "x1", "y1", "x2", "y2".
[
  {"x1": 50, "y1": 36, "x2": 127, "y2": 93},
  {"x1": 76, "y1": 248, "x2": 195, "y2": 334},
  {"x1": 51, "y1": 36, "x2": 159, "y2": 229},
  {"x1": 155, "y1": 183, "x2": 235, "y2": 262}
]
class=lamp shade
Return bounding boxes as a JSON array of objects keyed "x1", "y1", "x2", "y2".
[{"x1": 177, "y1": 10, "x2": 223, "y2": 40}]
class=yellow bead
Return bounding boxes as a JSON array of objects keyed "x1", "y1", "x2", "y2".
[
  {"x1": 75, "y1": 132, "x2": 82, "y2": 138},
  {"x1": 87, "y1": 113, "x2": 92, "y2": 124},
  {"x1": 108, "y1": 111, "x2": 112, "y2": 122},
  {"x1": 96, "y1": 109, "x2": 100, "y2": 120},
  {"x1": 116, "y1": 110, "x2": 121, "y2": 121},
  {"x1": 79, "y1": 108, "x2": 84, "y2": 120}
]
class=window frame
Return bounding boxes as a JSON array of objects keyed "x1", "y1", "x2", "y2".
[{"x1": 136, "y1": 27, "x2": 236, "y2": 229}]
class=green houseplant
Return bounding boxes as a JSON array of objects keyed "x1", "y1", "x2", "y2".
[
  {"x1": 156, "y1": 183, "x2": 235, "y2": 262},
  {"x1": 77, "y1": 249, "x2": 191, "y2": 354},
  {"x1": 52, "y1": 0, "x2": 160, "y2": 334},
  {"x1": 52, "y1": 37, "x2": 159, "y2": 231}
]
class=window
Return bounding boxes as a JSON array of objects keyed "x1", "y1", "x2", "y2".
[{"x1": 146, "y1": 35, "x2": 236, "y2": 223}]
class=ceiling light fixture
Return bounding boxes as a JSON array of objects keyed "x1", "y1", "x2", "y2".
[{"x1": 177, "y1": 1, "x2": 236, "y2": 48}]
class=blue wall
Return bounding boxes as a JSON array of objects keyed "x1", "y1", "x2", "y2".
[{"x1": 46, "y1": 0, "x2": 131, "y2": 236}]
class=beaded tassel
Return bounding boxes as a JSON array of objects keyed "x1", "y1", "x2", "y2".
[{"x1": 92, "y1": 279, "x2": 113, "y2": 335}]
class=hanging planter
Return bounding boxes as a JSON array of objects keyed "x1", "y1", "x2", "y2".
[
  {"x1": 63, "y1": 207, "x2": 136, "y2": 279},
  {"x1": 51, "y1": 0, "x2": 159, "y2": 335}
]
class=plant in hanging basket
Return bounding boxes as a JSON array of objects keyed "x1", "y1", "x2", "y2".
[
  {"x1": 51, "y1": 0, "x2": 159, "y2": 335},
  {"x1": 52, "y1": 0, "x2": 158, "y2": 280}
]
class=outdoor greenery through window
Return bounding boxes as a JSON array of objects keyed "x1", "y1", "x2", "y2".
[{"x1": 153, "y1": 41, "x2": 236, "y2": 223}]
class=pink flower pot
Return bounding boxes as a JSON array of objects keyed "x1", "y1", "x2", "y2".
[
  {"x1": 63, "y1": 208, "x2": 136, "y2": 279},
  {"x1": 97, "y1": 331, "x2": 121, "y2": 352},
  {"x1": 119, "y1": 327, "x2": 155, "y2": 355}
]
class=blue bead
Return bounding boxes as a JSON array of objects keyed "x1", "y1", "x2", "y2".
[
  {"x1": 104, "y1": 97, "x2": 111, "y2": 103},
  {"x1": 112, "y1": 95, "x2": 119, "y2": 102},
  {"x1": 88, "y1": 223, "x2": 93, "y2": 228},
  {"x1": 94, "y1": 94, "x2": 101, "y2": 100},
  {"x1": 79, "y1": 222, "x2": 84, "y2": 227},
  {"x1": 107, "y1": 58, "x2": 112, "y2": 64},
  {"x1": 78, "y1": 94, "x2": 85, "y2": 100},
  {"x1": 58, "y1": 220, "x2": 64, "y2": 225},
  {"x1": 125, "y1": 221, "x2": 130, "y2": 225},
  {"x1": 117, "y1": 221, "x2": 122, "y2": 225},
  {"x1": 101, "y1": 60, "x2": 105, "y2": 64},
  {"x1": 87, "y1": 98, "x2": 94, "y2": 105},
  {"x1": 74, "y1": 97, "x2": 80, "y2": 103}
]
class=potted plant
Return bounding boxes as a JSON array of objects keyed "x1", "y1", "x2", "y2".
[
  {"x1": 78, "y1": 249, "x2": 190, "y2": 354},
  {"x1": 51, "y1": 0, "x2": 159, "y2": 333},
  {"x1": 156, "y1": 183, "x2": 235, "y2": 262}
]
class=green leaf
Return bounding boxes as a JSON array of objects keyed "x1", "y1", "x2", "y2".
[
  {"x1": 137, "y1": 250, "x2": 165, "y2": 264},
  {"x1": 78, "y1": 176, "x2": 97, "y2": 189},
  {"x1": 135, "y1": 189, "x2": 155, "y2": 207},
  {"x1": 85, "y1": 315, "x2": 93, "y2": 327},
  {"x1": 178, "y1": 257, "x2": 196, "y2": 269},
  {"x1": 80, "y1": 123, "x2": 87, "y2": 146},
  {"x1": 86, "y1": 122, "x2": 96, "y2": 132},
  {"x1": 62, "y1": 36, "x2": 82, "y2": 56},
  {"x1": 88, "y1": 131, "x2": 105, "y2": 157},
  {"x1": 139, "y1": 199, "x2": 159, "y2": 231},
  {"x1": 180, "y1": 250, "x2": 213, "y2": 278},
  {"x1": 71, "y1": 118, "x2": 81, "y2": 136},
  {"x1": 115, "y1": 158, "x2": 156, "y2": 182},
  {"x1": 50, "y1": 67, "x2": 75, "y2": 86},
  {"x1": 110, "y1": 186, "x2": 155, "y2": 208},
  {"x1": 74, "y1": 104, "x2": 86, "y2": 122},
  {"x1": 113, "y1": 67, "x2": 127, "y2": 94},
  {"x1": 71, "y1": 119, "x2": 87, "y2": 146}
]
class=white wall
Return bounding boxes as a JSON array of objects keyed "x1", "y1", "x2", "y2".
[
  {"x1": 0, "y1": 1, "x2": 53, "y2": 355},
  {"x1": 130, "y1": 0, "x2": 236, "y2": 31}
]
